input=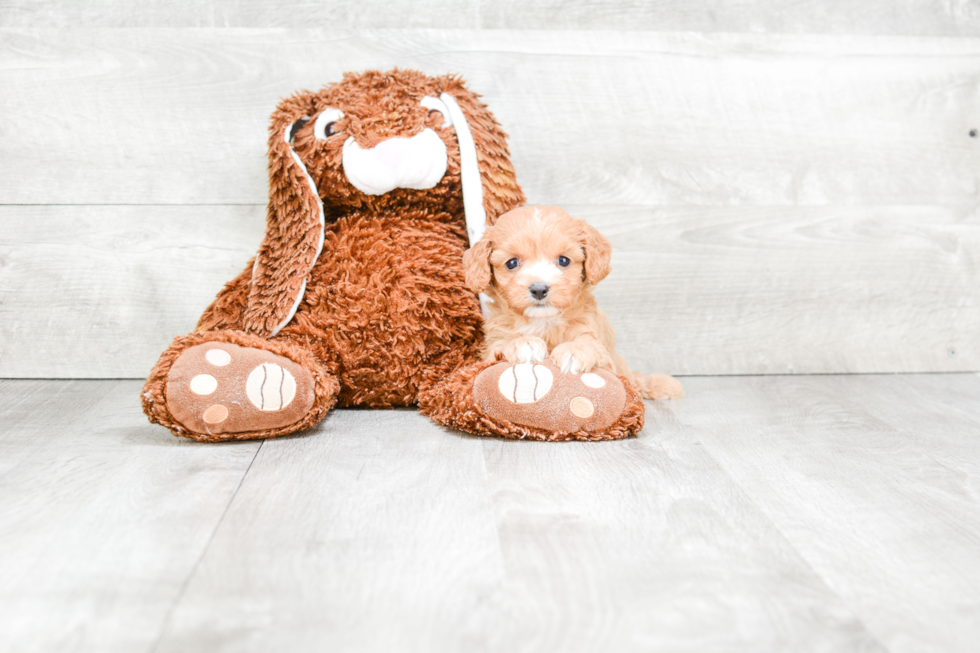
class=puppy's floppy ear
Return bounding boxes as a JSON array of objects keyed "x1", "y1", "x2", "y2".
[
  {"x1": 462, "y1": 237, "x2": 493, "y2": 294},
  {"x1": 438, "y1": 76, "x2": 526, "y2": 243},
  {"x1": 242, "y1": 90, "x2": 326, "y2": 337},
  {"x1": 581, "y1": 221, "x2": 612, "y2": 285}
]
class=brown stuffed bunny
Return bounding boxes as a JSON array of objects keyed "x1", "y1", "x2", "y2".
[{"x1": 142, "y1": 69, "x2": 644, "y2": 442}]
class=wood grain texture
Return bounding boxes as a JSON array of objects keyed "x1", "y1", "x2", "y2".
[
  {"x1": 2, "y1": 0, "x2": 979, "y2": 35},
  {"x1": 2, "y1": 204, "x2": 976, "y2": 378},
  {"x1": 477, "y1": 434, "x2": 883, "y2": 653},
  {"x1": 2, "y1": 28, "x2": 978, "y2": 378},
  {"x1": 0, "y1": 205, "x2": 265, "y2": 378},
  {"x1": 589, "y1": 204, "x2": 980, "y2": 376},
  {"x1": 1, "y1": 29, "x2": 978, "y2": 206},
  {"x1": 0, "y1": 379, "x2": 261, "y2": 653},
  {"x1": 5, "y1": 375, "x2": 980, "y2": 651},
  {"x1": 154, "y1": 402, "x2": 882, "y2": 652},
  {"x1": 844, "y1": 373, "x2": 980, "y2": 476},
  {"x1": 675, "y1": 374, "x2": 980, "y2": 652},
  {"x1": 154, "y1": 409, "x2": 506, "y2": 653}
]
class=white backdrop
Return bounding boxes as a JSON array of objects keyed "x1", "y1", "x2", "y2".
[{"x1": 1, "y1": 3, "x2": 978, "y2": 377}]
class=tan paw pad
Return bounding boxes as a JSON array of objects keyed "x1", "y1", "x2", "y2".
[
  {"x1": 580, "y1": 373, "x2": 605, "y2": 388},
  {"x1": 246, "y1": 363, "x2": 297, "y2": 411},
  {"x1": 190, "y1": 374, "x2": 218, "y2": 395},
  {"x1": 569, "y1": 396, "x2": 595, "y2": 418},
  {"x1": 166, "y1": 342, "x2": 315, "y2": 436},
  {"x1": 474, "y1": 359, "x2": 628, "y2": 434},
  {"x1": 205, "y1": 348, "x2": 232, "y2": 366},
  {"x1": 497, "y1": 363, "x2": 553, "y2": 404},
  {"x1": 202, "y1": 404, "x2": 229, "y2": 424}
]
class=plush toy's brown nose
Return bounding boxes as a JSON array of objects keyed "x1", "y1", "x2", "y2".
[{"x1": 529, "y1": 283, "x2": 549, "y2": 300}]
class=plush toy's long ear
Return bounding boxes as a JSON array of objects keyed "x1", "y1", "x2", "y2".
[
  {"x1": 581, "y1": 221, "x2": 612, "y2": 285},
  {"x1": 242, "y1": 92, "x2": 325, "y2": 337},
  {"x1": 439, "y1": 77, "x2": 526, "y2": 247}
]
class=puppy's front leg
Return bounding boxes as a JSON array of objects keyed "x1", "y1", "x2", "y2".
[
  {"x1": 489, "y1": 336, "x2": 548, "y2": 364},
  {"x1": 550, "y1": 336, "x2": 613, "y2": 374}
]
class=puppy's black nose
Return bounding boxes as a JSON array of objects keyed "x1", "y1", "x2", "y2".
[{"x1": 529, "y1": 283, "x2": 549, "y2": 300}]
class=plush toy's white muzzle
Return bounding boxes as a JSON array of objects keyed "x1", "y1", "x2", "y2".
[{"x1": 342, "y1": 129, "x2": 447, "y2": 196}]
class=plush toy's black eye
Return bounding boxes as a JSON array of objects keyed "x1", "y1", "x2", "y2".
[
  {"x1": 314, "y1": 108, "x2": 345, "y2": 140},
  {"x1": 505, "y1": 258, "x2": 519, "y2": 270},
  {"x1": 557, "y1": 256, "x2": 570, "y2": 267}
]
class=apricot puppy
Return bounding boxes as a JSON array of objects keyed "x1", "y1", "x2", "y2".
[{"x1": 463, "y1": 205, "x2": 683, "y2": 400}]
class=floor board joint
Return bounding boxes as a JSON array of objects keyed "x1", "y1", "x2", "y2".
[{"x1": 148, "y1": 440, "x2": 265, "y2": 653}]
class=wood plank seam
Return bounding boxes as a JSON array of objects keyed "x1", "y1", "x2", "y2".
[{"x1": 148, "y1": 440, "x2": 266, "y2": 653}]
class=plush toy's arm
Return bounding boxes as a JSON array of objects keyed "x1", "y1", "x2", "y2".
[{"x1": 195, "y1": 258, "x2": 254, "y2": 332}]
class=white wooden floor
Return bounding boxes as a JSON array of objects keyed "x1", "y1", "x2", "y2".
[{"x1": 2, "y1": 374, "x2": 979, "y2": 652}]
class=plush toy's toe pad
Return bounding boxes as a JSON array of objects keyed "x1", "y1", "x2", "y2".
[
  {"x1": 474, "y1": 360, "x2": 627, "y2": 433},
  {"x1": 166, "y1": 342, "x2": 315, "y2": 436}
]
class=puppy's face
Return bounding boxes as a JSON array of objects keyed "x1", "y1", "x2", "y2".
[{"x1": 463, "y1": 206, "x2": 612, "y2": 317}]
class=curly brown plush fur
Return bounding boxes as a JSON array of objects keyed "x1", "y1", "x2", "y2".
[{"x1": 142, "y1": 68, "x2": 644, "y2": 442}]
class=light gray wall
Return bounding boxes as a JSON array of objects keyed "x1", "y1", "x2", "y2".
[
  {"x1": 1, "y1": 5, "x2": 978, "y2": 377},
  {"x1": 3, "y1": 0, "x2": 979, "y2": 34}
]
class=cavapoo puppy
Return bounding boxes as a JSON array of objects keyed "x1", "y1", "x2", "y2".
[{"x1": 463, "y1": 205, "x2": 683, "y2": 400}]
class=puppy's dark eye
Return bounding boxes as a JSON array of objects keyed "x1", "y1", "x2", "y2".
[
  {"x1": 557, "y1": 256, "x2": 570, "y2": 267},
  {"x1": 324, "y1": 122, "x2": 337, "y2": 136},
  {"x1": 505, "y1": 258, "x2": 519, "y2": 270}
]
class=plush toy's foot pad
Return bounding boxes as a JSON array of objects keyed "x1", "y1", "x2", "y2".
[
  {"x1": 165, "y1": 342, "x2": 316, "y2": 436},
  {"x1": 473, "y1": 359, "x2": 627, "y2": 433}
]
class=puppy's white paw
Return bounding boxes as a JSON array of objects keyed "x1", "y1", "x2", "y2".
[
  {"x1": 516, "y1": 339, "x2": 547, "y2": 363},
  {"x1": 501, "y1": 336, "x2": 549, "y2": 365},
  {"x1": 551, "y1": 341, "x2": 607, "y2": 375},
  {"x1": 557, "y1": 352, "x2": 584, "y2": 375}
]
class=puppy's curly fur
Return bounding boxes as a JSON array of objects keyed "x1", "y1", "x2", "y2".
[{"x1": 463, "y1": 206, "x2": 683, "y2": 400}]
